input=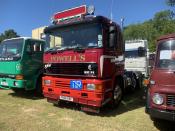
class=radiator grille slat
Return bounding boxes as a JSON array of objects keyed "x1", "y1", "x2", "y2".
[
  {"x1": 167, "y1": 95, "x2": 175, "y2": 106},
  {"x1": 55, "y1": 81, "x2": 70, "y2": 88},
  {"x1": 44, "y1": 63, "x2": 98, "y2": 76}
]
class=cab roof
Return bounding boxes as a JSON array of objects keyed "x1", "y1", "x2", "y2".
[
  {"x1": 44, "y1": 15, "x2": 121, "y2": 33},
  {"x1": 157, "y1": 33, "x2": 175, "y2": 42},
  {"x1": 2, "y1": 37, "x2": 45, "y2": 42}
]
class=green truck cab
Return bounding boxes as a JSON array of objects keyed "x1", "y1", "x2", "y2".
[{"x1": 0, "y1": 37, "x2": 45, "y2": 93}]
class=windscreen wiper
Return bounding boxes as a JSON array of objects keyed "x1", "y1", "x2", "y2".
[
  {"x1": 73, "y1": 46, "x2": 85, "y2": 52},
  {"x1": 45, "y1": 47, "x2": 67, "y2": 54},
  {"x1": 58, "y1": 45, "x2": 85, "y2": 52},
  {"x1": 45, "y1": 47, "x2": 59, "y2": 53}
]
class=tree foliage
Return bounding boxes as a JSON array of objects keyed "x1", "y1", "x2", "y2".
[
  {"x1": 166, "y1": 0, "x2": 175, "y2": 6},
  {"x1": 0, "y1": 29, "x2": 20, "y2": 43},
  {"x1": 123, "y1": 10, "x2": 175, "y2": 52}
]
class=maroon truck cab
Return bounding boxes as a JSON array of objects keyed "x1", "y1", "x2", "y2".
[
  {"x1": 146, "y1": 33, "x2": 175, "y2": 121},
  {"x1": 42, "y1": 5, "x2": 125, "y2": 113}
]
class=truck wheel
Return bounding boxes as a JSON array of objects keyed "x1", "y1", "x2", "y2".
[
  {"x1": 112, "y1": 84, "x2": 123, "y2": 107},
  {"x1": 130, "y1": 76, "x2": 137, "y2": 91},
  {"x1": 136, "y1": 75, "x2": 143, "y2": 89}
]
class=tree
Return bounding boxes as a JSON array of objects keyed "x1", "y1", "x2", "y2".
[
  {"x1": 153, "y1": 10, "x2": 174, "y2": 21},
  {"x1": 166, "y1": 0, "x2": 175, "y2": 6},
  {"x1": 0, "y1": 29, "x2": 20, "y2": 43},
  {"x1": 123, "y1": 10, "x2": 175, "y2": 52}
]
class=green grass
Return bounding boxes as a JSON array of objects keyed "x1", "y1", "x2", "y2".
[{"x1": 0, "y1": 88, "x2": 174, "y2": 131}]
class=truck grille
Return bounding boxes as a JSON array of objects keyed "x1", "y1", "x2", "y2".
[
  {"x1": 55, "y1": 80, "x2": 70, "y2": 88},
  {"x1": 167, "y1": 95, "x2": 175, "y2": 106},
  {"x1": 44, "y1": 63, "x2": 98, "y2": 77}
]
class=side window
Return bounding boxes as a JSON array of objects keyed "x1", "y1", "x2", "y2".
[
  {"x1": 118, "y1": 31, "x2": 124, "y2": 52},
  {"x1": 109, "y1": 37, "x2": 115, "y2": 48},
  {"x1": 107, "y1": 25, "x2": 117, "y2": 50},
  {"x1": 26, "y1": 44, "x2": 31, "y2": 52},
  {"x1": 26, "y1": 41, "x2": 43, "y2": 53},
  {"x1": 109, "y1": 31, "x2": 116, "y2": 49},
  {"x1": 31, "y1": 41, "x2": 42, "y2": 52}
]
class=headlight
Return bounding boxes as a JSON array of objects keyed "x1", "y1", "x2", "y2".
[
  {"x1": 44, "y1": 80, "x2": 51, "y2": 86},
  {"x1": 87, "y1": 84, "x2": 95, "y2": 90},
  {"x1": 152, "y1": 93, "x2": 164, "y2": 105}
]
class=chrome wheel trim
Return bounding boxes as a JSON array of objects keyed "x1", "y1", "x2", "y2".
[{"x1": 113, "y1": 85, "x2": 122, "y2": 104}]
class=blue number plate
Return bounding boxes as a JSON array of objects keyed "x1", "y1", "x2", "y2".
[{"x1": 70, "y1": 80, "x2": 82, "y2": 90}]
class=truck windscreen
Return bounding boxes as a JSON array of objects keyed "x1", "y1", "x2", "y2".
[
  {"x1": 125, "y1": 50, "x2": 139, "y2": 58},
  {"x1": 0, "y1": 39, "x2": 23, "y2": 61},
  {"x1": 156, "y1": 40, "x2": 175, "y2": 70},
  {"x1": 46, "y1": 23, "x2": 102, "y2": 49}
]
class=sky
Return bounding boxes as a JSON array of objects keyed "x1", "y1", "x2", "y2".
[{"x1": 0, "y1": 0, "x2": 173, "y2": 36}]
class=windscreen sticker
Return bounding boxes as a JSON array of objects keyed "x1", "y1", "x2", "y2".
[
  {"x1": 98, "y1": 41, "x2": 102, "y2": 47},
  {"x1": 160, "y1": 50, "x2": 172, "y2": 59},
  {"x1": 98, "y1": 35, "x2": 102, "y2": 41},
  {"x1": 98, "y1": 35, "x2": 102, "y2": 47}
]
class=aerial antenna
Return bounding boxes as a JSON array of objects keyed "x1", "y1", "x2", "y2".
[
  {"x1": 120, "y1": 17, "x2": 125, "y2": 32},
  {"x1": 110, "y1": 0, "x2": 114, "y2": 22}
]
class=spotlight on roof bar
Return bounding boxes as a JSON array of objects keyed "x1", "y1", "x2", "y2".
[{"x1": 87, "y1": 5, "x2": 95, "y2": 15}]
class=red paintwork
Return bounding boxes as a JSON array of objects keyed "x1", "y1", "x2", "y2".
[
  {"x1": 149, "y1": 33, "x2": 175, "y2": 111},
  {"x1": 44, "y1": 49, "x2": 99, "y2": 63},
  {"x1": 151, "y1": 70, "x2": 175, "y2": 86},
  {"x1": 43, "y1": 76, "x2": 112, "y2": 107},
  {"x1": 149, "y1": 71, "x2": 175, "y2": 110},
  {"x1": 149, "y1": 84, "x2": 175, "y2": 111},
  {"x1": 157, "y1": 33, "x2": 175, "y2": 42},
  {"x1": 43, "y1": 48, "x2": 123, "y2": 107},
  {"x1": 54, "y1": 5, "x2": 86, "y2": 20},
  {"x1": 44, "y1": 48, "x2": 123, "y2": 78},
  {"x1": 42, "y1": 14, "x2": 124, "y2": 110}
]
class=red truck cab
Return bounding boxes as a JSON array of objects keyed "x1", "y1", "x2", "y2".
[
  {"x1": 146, "y1": 33, "x2": 175, "y2": 121},
  {"x1": 42, "y1": 5, "x2": 125, "y2": 113}
]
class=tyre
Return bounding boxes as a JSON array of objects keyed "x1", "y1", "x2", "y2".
[
  {"x1": 130, "y1": 76, "x2": 137, "y2": 91},
  {"x1": 136, "y1": 75, "x2": 143, "y2": 89},
  {"x1": 112, "y1": 84, "x2": 123, "y2": 108}
]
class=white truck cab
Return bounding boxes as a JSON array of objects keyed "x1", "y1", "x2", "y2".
[{"x1": 125, "y1": 40, "x2": 149, "y2": 77}]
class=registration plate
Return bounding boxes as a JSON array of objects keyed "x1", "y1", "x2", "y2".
[
  {"x1": 70, "y1": 80, "x2": 82, "y2": 90},
  {"x1": 60, "y1": 96, "x2": 73, "y2": 102},
  {"x1": 1, "y1": 81, "x2": 8, "y2": 86}
]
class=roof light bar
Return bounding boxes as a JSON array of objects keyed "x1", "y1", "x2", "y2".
[
  {"x1": 51, "y1": 5, "x2": 95, "y2": 24},
  {"x1": 53, "y1": 5, "x2": 86, "y2": 23}
]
